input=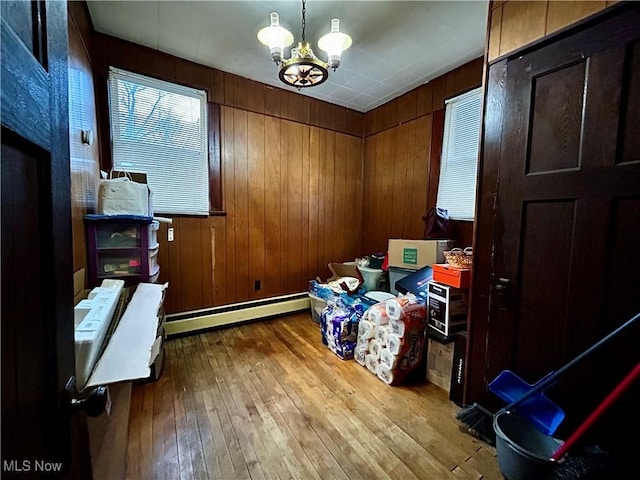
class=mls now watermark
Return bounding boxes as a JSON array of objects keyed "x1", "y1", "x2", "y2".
[{"x1": 4, "y1": 459, "x2": 64, "y2": 473}]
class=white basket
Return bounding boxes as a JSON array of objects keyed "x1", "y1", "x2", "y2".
[{"x1": 308, "y1": 294, "x2": 326, "y2": 323}]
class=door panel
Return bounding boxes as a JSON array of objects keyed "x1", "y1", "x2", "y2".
[
  {"x1": 513, "y1": 200, "x2": 575, "y2": 378},
  {"x1": 471, "y1": 4, "x2": 640, "y2": 467},
  {"x1": 0, "y1": 1, "x2": 36, "y2": 56},
  {"x1": 621, "y1": 40, "x2": 640, "y2": 165},
  {"x1": 528, "y1": 61, "x2": 585, "y2": 173},
  {"x1": 606, "y1": 197, "x2": 640, "y2": 327},
  {"x1": 1, "y1": 136, "x2": 49, "y2": 462}
]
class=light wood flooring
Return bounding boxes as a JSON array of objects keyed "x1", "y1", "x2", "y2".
[{"x1": 125, "y1": 312, "x2": 502, "y2": 480}]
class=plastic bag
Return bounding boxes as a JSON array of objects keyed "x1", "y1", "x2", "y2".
[
  {"x1": 422, "y1": 207, "x2": 452, "y2": 239},
  {"x1": 97, "y1": 170, "x2": 152, "y2": 216}
]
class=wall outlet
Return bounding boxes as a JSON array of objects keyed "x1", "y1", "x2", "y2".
[
  {"x1": 254, "y1": 280, "x2": 261, "y2": 291},
  {"x1": 168, "y1": 228, "x2": 174, "y2": 242}
]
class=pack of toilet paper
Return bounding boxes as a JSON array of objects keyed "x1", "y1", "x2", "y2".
[{"x1": 355, "y1": 293, "x2": 428, "y2": 385}]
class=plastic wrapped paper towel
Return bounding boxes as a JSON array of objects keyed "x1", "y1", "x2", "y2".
[
  {"x1": 355, "y1": 293, "x2": 427, "y2": 386},
  {"x1": 385, "y1": 294, "x2": 418, "y2": 321},
  {"x1": 367, "y1": 303, "x2": 389, "y2": 325},
  {"x1": 388, "y1": 318, "x2": 406, "y2": 337}
]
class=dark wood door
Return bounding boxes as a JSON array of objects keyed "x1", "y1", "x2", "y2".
[
  {"x1": 470, "y1": 3, "x2": 640, "y2": 470},
  {"x1": 1, "y1": 2, "x2": 91, "y2": 478}
]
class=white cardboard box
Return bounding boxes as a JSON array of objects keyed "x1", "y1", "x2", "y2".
[
  {"x1": 427, "y1": 281, "x2": 468, "y2": 336},
  {"x1": 85, "y1": 282, "x2": 167, "y2": 389}
]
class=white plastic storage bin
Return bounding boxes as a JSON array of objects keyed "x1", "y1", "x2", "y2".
[
  {"x1": 308, "y1": 293, "x2": 326, "y2": 323},
  {"x1": 148, "y1": 220, "x2": 160, "y2": 246},
  {"x1": 149, "y1": 268, "x2": 160, "y2": 283},
  {"x1": 358, "y1": 266, "x2": 385, "y2": 292},
  {"x1": 149, "y1": 244, "x2": 160, "y2": 276}
]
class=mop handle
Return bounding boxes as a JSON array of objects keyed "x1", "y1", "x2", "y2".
[
  {"x1": 503, "y1": 311, "x2": 640, "y2": 412},
  {"x1": 551, "y1": 362, "x2": 640, "y2": 460}
]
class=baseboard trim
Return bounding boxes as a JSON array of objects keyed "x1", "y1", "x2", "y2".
[{"x1": 165, "y1": 293, "x2": 310, "y2": 337}]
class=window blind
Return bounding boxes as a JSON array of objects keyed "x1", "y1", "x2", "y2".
[
  {"x1": 436, "y1": 87, "x2": 482, "y2": 221},
  {"x1": 108, "y1": 67, "x2": 209, "y2": 215}
]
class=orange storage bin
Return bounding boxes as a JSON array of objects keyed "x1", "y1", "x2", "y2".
[{"x1": 433, "y1": 264, "x2": 471, "y2": 289}]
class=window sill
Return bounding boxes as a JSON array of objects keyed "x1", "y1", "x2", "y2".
[{"x1": 152, "y1": 211, "x2": 227, "y2": 218}]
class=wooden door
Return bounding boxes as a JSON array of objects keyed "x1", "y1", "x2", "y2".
[
  {"x1": 1, "y1": 2, "x2": 91, "y2": 478},
  {"x1": 469, "y1": 3, "x2": 640, "y2": 467}
]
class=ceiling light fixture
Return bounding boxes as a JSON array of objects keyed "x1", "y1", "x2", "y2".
[{"x1": 257, "y1": 0, "x2": 352, "y2": 88}]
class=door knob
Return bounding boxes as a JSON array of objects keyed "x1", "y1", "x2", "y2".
[
  {"x1": 66, "y1": 377, "x2": 108, "y2": 417},
  {"x1": 495, "y1": 277, "x2": 511, "y2": 310}
]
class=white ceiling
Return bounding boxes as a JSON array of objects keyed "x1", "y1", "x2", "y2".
[{"x1": 86, "y1": 1, "x2": 489, "y2": 113}]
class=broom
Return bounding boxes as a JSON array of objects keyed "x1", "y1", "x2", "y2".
[
  {"x1": 551, "y1": 362, "x2": 640, "y2": 461},
  {"x1": 551, "y1": 363, "x2": 640, "y2": 479},
  {"x1": 455, "y1": 311, "x2": 640, "y2": 446}
]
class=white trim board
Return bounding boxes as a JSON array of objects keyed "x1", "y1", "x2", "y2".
[{"x1": 165, "y1": 294, "x2": 310, "y2": 336}]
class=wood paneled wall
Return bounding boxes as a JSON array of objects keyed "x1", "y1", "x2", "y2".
[
  {"x1": 155, "y1": 113, "x2": 363, "y2": 313},
  {"x1": 90, "y1": 29, "x2": 482, "y2": 314},
  {"x1": 361, "y1": 59, "x2": 483, "y2": 254},
  {"x1": 217, "y1": 109, "x2": 363, "y2": 306},
  {"x1": 93, "y1": 34, "x2": 364, "y2": 314},
  {"x1": 488, "y1": 1, "x2": 618, "y2": 62},
  {"x1": 68, "y1": 3, "x2": 100, "y2": 279}
]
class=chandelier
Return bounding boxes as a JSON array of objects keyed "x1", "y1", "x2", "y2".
[{"x1": 257, "y1": 0, "x2": 352, "y2": 88}]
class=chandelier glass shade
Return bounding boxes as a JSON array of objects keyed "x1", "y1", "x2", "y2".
[{"x1": 257, "y1": 0, "x2": 352, "y2": 88}]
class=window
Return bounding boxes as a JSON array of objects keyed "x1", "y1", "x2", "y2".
[
  {"x1": 436, "y1": 87, "x2": 483, "y2": 221},
  {"x1": 108, "y1": 67, "x2": 210, "y2": 215}
]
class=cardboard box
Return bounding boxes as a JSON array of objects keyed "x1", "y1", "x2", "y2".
[
  {"x1": 321, "y1": 262, "x2": 364, "y2": 294},
  {"x1": 427, "y1": 281, "x2": 468, "y2": 336},
  {"x1": 433, "y1": 264, "x2": 471, "y2": 289},
  {"x1": 426, "y1": 338, "x2": 454, "y2": 391},
  {"x1": 449, "y1": 331, "x2": 467, "y2": 406},
  {"x1": 387, "y1": 239, "x2": 455, "y2": 269},
  {"x1": 85, "y1": 282, "x2": 168, "y2": 389}
]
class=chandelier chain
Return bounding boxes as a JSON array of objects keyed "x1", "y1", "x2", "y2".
[{"x1": 301, "y1": 0, "x2": 306, "y2": 41}]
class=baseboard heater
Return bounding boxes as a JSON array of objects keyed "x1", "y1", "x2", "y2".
[{"x1": 165, "y1": 292, "x2": 310, "y2": 337}]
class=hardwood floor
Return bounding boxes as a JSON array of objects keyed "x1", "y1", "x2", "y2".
[{"x1": 125, "y1": 312, "x2": 502, "y2": 480}]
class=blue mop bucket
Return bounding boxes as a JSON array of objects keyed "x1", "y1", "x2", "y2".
[{"x1": 489, "y1": 370, "x2": 565, "y2": 435}]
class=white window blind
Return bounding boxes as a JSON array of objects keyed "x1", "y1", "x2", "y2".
[
  {"x1": 436, "y1": 87, "x2": 482, "y2": 221},
  {"x1": 108, "y1": 67, "x2": 209, "y2": 215}
]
